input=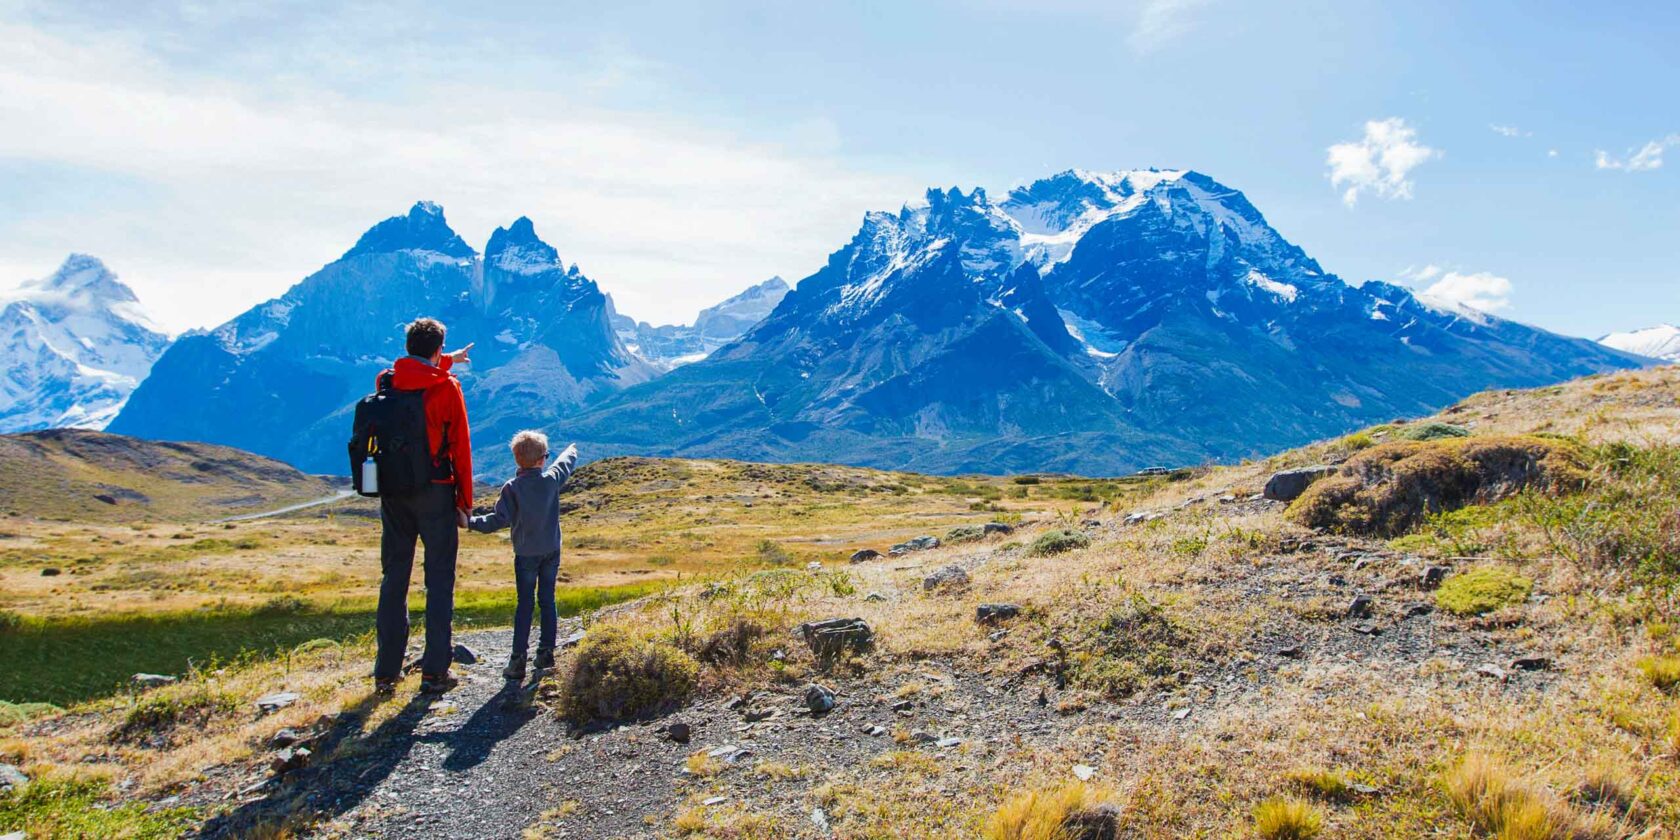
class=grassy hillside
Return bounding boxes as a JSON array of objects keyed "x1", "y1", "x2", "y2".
[
  {"x1": 3, "y1": 366, "x2": 1678, "y2": 838},
  {"x1": 0, "y1": 429, "x2": 335, "y2": 522}
]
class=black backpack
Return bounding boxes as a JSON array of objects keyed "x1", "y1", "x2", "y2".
[{"x1": 349, "y1": 371, "x2": 445, "y2": 497}]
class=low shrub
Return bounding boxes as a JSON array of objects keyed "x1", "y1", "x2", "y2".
[
  {"x1": 1288, "y1": 435, "x2": 1586, "y2": 537},
  {"x1": 110, "y1": 689, "x2": 238, "y2": 744},
  {"x1": 1029, "y1": 530, "x2": 1090, "y2": 557},
  {"x1": 1063, "y1": 594, "x2": 1184, "y2": 699},
  {"x1": 692, "y1": 616, "x2": 769, "y2": 667},
  {"x1": 1637, "y1": 655, "x2": 1680, "y2": 692},
  {"x1": 1436, "y1": 566, "x2": 1533, "y2": 616},
  {"x1": 0, "y1": 778, "x2": 197, "y2": 839},
  {"x1": 1252, "y1": 797, "x2": 1323, "y2": 839},
  {"x1": 1284, "y1": 768, "x2": 1352, "y2": 801},
  {"x1": 984, "y1": 781, "x2": 1119, "y2": 840},
  {"x1": 1398, "y1": 422, "x2": 1470, "y2": 442},
  {"x1": 0, "y1": 609, "x2": 22, "y2": 634},
  {"x1": 1443, "y1": 754, "x2": 1571, "y2": 839},
  {"x1": 0, "y1": 700, "x2": 61, "y2": 726},
  {"x1": 755, "y1": 540, "x2": 792, "y2": 566},
  {"x1": 559, "y1": 625, "x2": 699, "y2": 723},
  {"x1": 946, "y1": 525, "x2": 986, "y2": 544}
]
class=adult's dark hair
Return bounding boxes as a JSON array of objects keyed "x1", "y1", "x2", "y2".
[{"x1": 406, "y1": 317, "x2": 447, "y2": 358}]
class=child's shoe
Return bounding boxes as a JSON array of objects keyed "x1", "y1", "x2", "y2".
[
  {"x1": 534, "y1": 649, "x2": 556, "y2": 671},
  {"x1": 503, "y1": 660, "x2": 526, "y2": 681}
]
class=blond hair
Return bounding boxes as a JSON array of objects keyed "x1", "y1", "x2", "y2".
[{"x1": 510, "y1": 430, "x2": 549, "y2": 468}]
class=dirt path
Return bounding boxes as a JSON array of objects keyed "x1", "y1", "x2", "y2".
[{"x1": 214, "y1": 490, "x2": 356, "y2": 523}]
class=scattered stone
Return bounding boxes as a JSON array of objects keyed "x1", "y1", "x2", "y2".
[
  {"x1": 451, "y1": 643, "x2": 479, "y2": 665},
  {"x1": 806, "y1": 561, "x2": 823, "y2": 572},
  {"x1": 975, "y1": 603, "x2": 1021, "y2": 624},
  {"x1": 890, "y1": 700, "x2": 914, "y2": 713},
  {"x1": 725, "y1": 692, "x2": 754, "y2": 711},
  {"x1": 1352, "y1": 622, "x2": 1381, "y2": 636},
  {"x1": 1062, "y1": 804, "x2": 1123, "y2": 840},
  {"x1": 935, "y1": 736, "x2": 963, "y2": 748},
  {"x1": 922, "y1": 564, "x2": 971, "y2": 593},
  {"x1": 558, "y1": 630, "x2": 587, "y2": 648},
  {"x1": 1403, "y1": 604, "x2": 1434, "y2": 619},
  {"x1": 40, "y1": 567, "x2": 61, "y2": 576},
  {"x1": 0, "y1": 763, "x2": 27, "y2": 792},
  {"x1": 804, "y1": 684, "x2": 837, "y2": 714},
  {"x1": 1072, "y1": 764, "x2": 1097, "y2": 781},
  {"x1": 1511, "y1": 656, "x2": 1551, "y2": 672},
  {"x1": 1275, "y1": 644, "x2": 1303, "y2": 659},
  {"x1": 666, "y1": 722, "x2": 692, "y2": 744},
  {"x1": 2, "y1": 832, "x2": 24, "y2": 840},
  {"x1": 988, "y1": 630, "x2": 1008, "y2": 642},
  {"x1": 743, "y1": 708, "x2": 775, "y2": 723},
  {"x1": 270, "y1": 746, "x2": 311, "y2": 775},
  {"x1": 908, "y1": 535, "x2": 940, "y2": 551},
  {"x1": 983, "y1": 522, "x2": 1014, "y2": 536},
  {"x1": 850, "y1": 548, "x2": 883, "y2": 563},
  {"x1": 1347, "y1": 595, "x2": 1373, "y2": 618},
  {"x1": 863, "y1": 725, "x2": 887, "y2": 737},
  {"x1": 1477, "y1": 664, "x2": 1508, "y2": 682},
  {"x1": 1350, "y1": 783, "x2": 1380, "y2": 796},
  {"x1": 910, "y1": 730, "x2": 938, "y2": 744},
  {"x1": 1262, "y1": 465, "x2": 1338, "y2": 502},
  {"x1": 131, "y1": 673, "x2": 176, "y2": 689},
  {"x1": 797, "y1": 617, "x2": 874, "y2": 659},
  {"x1": 1421, "y1": 566, "x2": 1450, "y2": 589},
  {"x1": 864, "y1": 592, "x2": 888, "y2": 602},
  {"x1": 702, "y1": 796, "x2": 728, "y2": 806},
  {"x1": 1172, "y1": 708, "x2": 1191, "y2": 720},
  {"x1": 1080, "y1": 518, "x2": 1103, "y2": 529},
  {"x1": 811, "y1": 807, "x2": 831, "y2": 831},
  {"x1": 255, "y1": 692, "x2": 301, "y2": 714},
  {"x1": 269, "y1": 728, "x2": 303, "y2": 749}
]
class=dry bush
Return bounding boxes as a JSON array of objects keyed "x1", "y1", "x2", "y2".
[
  {"x1": 985, "y1": 781, "x2": 1121, "y2": 840},
  {"x1": 1288, "y1": 435, "x2": 1587, "y2": 537},
  {"x1": 1443, "y1": 753, "x2": 1586, "y2": 840},
  {"x1": 1251, "y1": 797, "x2": 1324, "y2": 839},
  {"x1": 558, "y1": 625, "x2": 698, "y2": 724}
]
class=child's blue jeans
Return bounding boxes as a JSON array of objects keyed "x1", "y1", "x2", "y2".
[{"x1": 511, "y1": 551, "x2": 560, "y2": 664}]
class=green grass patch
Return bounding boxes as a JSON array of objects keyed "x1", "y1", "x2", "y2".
[
  {"x1": 1637, "y1": 656, "x2": 1680, "y2": 692},
  {"x1": 0, "y1": 778, "x2": 197, "y2": 839},
  {"x1": 1029, "y1": 530, "x2": 1090, "y2": 557},
  {"x1": 1396, "y1": 422, "x2": 1469, "y2": 442},
  {"x1": 1435, "y1": 566, "x2": 1533, "y2": 616},
  {"x1": 0, "y1": 582, "x2": 660, "y2": 706}
]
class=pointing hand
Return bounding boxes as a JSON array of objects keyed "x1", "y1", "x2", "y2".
[{"x1": 447, "y1": 343, "x2": 475, "y2": 366}]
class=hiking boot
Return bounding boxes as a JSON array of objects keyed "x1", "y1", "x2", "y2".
[
  {"x1": 534, "y1": 650, "x2": 555, "y2": 671},
  {"x1": 373, "y1": 677, "x2": 399, "y2": 696},
  {"x1": 419, "y1": 672, "x2": 458, "y2": 694},
  {"x1": 502, "y1": 661, "x2": 526, "y2": 682}
]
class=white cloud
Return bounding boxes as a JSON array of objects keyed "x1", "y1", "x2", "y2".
[
  {"x1": 1489, "y1": 123, "x2": 1530, "y2": 138},
  {"x1": 1128, "y1": 0, "x2": 1213, "y2": 53},
  {"x1": 1326, "y1": 118, "x2": 1440, "y2": 207},
  {"x1": 0, "y1": 19, "x2": 919, "y2": 332},
  {"x1": 1400, "y1": 265, "x2": 1513, "y2": 313},
  {"x1": 1594, "y1": 136, "x2": 1676, "y2": 172},
  {"x1": 1548, "y1": 149, "x2": 1559, "y2": 158}
]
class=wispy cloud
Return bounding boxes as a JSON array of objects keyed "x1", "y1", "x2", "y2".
[
  {"x1": 1401, "y1": 264, "x2": 1514, "y2": 313},
  {"x1": 1594, "y1": 135, "x2": 1676, "y2": 172},
  {"x1": 1489, "y1": 123, "x2": 1530, "y2": 138},
  {"x1": 1128, "y1": 0, "x2": 1213, "y2": 53},
  {"x1": 1326, "y1": 118, "x2": 1440, "y2": 207}
]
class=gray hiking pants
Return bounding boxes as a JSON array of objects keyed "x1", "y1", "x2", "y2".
[{"x1": 375, "y1": 483, "x2": 458, "y2": 679}]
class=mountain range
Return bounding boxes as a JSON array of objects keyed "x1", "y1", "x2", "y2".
[
  {"x1": 17, "y1": 168, "x2": 1655, "y2": 477},
  {"x1": 1601, "y1": 324, "x2": 1680, "y2": 362},
  {"x1": 0, "y1": 255, "x2": 170, "y2": 432}
]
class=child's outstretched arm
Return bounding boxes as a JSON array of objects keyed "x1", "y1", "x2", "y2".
[
  {"x1": 545, "y1": 442, "x2": 580, "y2": 485},
  {"x1": 468, "y1": 484, "x2": 515, "y2": 533}
]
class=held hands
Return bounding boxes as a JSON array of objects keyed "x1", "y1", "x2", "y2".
[{"x1": 445, "y1": 342, "x2": 474, "y2": 366}]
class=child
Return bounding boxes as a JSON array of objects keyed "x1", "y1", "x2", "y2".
[{"x1": 467, "y1": 430, "x2": 579, "y2": 680}]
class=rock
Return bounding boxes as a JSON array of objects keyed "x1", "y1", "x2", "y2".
[
  {"x1": 1352, "y1": 622, "x2": 1381, "y2": 636},
  {"x1": 1421, "y1": 565, "x2": 1450, "y2": 589},
  {"x1": 983, "y1": 522, "x2": 1014, "y2": 536},
  {"x1": 811, "y1": 807, "x2": 831, "y2": 831},
  {"x1": 1072, "y1": 764, "x2": 1097, "y2": 781},
  {"x1": 40, "y1": 567, "x2": 61, "y2": 576},
  {"x1": 269, "y1": 728, "x2": 303, "y2": 749},
  {"x1": 935, "y1": 736, "x2": 963, "y2": 748},
  {"x1": 797, "y1": 617, "x2": 874, "y2": 659},
  {"x1": 743, "y1": 708, "x2": 775, "y2": 723},
  {"x1": 890, "y1": 700, "x2": 913, "y2": 713},
  {"x1": 255, "y1": 691, "x2": 301, "y2": 714},
  {"x1": 976, "y1": 603, "x2": 1021, "y2": 625},
  {"x1": 806, "y1": 561, "x2": 823, "y2": 572},
  {"x1": 863, "y1": 724, "x2": 887, "y2": 737},
  {"x1": 1275, "y1": 644, "x2": 1303, "y2": 659},
  {"x1": 908, "y1": 535, "x2": 940, "y2": 551},
  {"x1": 1172, "y1": 708, "x2": 1191, "y2": 720},
  {"x1": 0, "y1": 763, "x2": 27, "y2": 792},
  {"x1": 559, "y1": 630, "x2": 587, "y2": 648},
  {"x1": 863, "y1": 591, "x2": 888, "y2": 602},
  {"x1": 702, "y1": 796, "x2": 728, "y2": 806},
  {"x1": 666, "y1": 722, "x2": 692, "y2": 744},
  {"x1": 988, "y1": 630, "x2": 1008, "y2": 642},
  {"x1": 1350, "y1": 783, "x2": 1380, "y2": 796},
  {"x1": 1403, "y1": 604, "x2": 1434, "y2": 618},
  {"x1": 1511, "y1": 656, "x2": 1551, "y2": 672},
  {"x1": 2, "y1": 832, "x2": 23, "y2": 840},
  {"x1": 451, "y1": 643, "x2": 479, "y2": 664},
  {"x1": 910, "y1": 730, "x2": 938, "y2": 744},
  {"x1": 850, "y1": 548, "x2": 883, "y2": 563},
  {"x1": 1062, "y1": 803, "x2": 1123, "y2": 840},
  {"x1": 131, "y1": 673, "x2": 176, "y2": 689},
  {"x1": 804, "y1": 684, "x2": 837, "y2": 714},
  {"x1": 1347, "y1": 595, "x2": 1373, "y2": 618},
  {"x1": 922, "y1": 564, "x2": 971, "y2": 593},
  {"x1": 1262, "y1": 465, "x2": 1338, "y2": 502},
  {"x1": 1476, "y1": 664, "x2": 1508, "y2": 682},
  {"x1": 270, "y1": 746, "x2": 311, "y2": 775}
]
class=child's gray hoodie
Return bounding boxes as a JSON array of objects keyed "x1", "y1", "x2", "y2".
[{"x1": 468, "y1": 443, "x2": 578, "y2": 556}]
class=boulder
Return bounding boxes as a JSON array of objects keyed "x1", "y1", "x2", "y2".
[
  {"x1": 270, "y1": 746, "x2": 311, "y2": 775},
  {"x1": 798, "y1": 617, "x2": 873, "y2": 659},
  {"x1": 983, "y1": 522, "x2": 1015, "y2": 536},
  {"x1": 908, "y1": 535, "x2": 940, "y2": 551},
  {"x1": 922, "y1": 564, "x2": 971, "y2": 593},
  {"x1": 452, "y1": 643, "x2": 479, "y2": 664},
  {"x1": 804, "y1": 683, "x2": 837, "y2": 714},
  {"x1": 849, "y1": 548, "x2": 883, "y2": 563},
  {"x1": 1346, "y1": 595, "x2": 1373, "y2": 619},
  {"x1": 975, "y1": 603, "x2": 1021, "y2": 625},
  {"x1": 665, "y1": 722, "x2": 692, "y2": 743},
  {"x1": 269, "y1": 728, "x2": 304, "y2": 749},
  {"x1": 255, "y1": 691, "x2": 301, "y2": 714},
  {"x1": 131, "y1": 673, "x2": 176, "y2": 689},
  {"x1": 1421, "y1": 566, "x2": 1450, "y2": 589},
  {"x1": 1263, "y1": 465, "x2": 1338, "y2": 502}
]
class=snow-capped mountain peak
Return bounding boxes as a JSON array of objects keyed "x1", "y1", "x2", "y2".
[
  {"x1": 485, "y1": 216, "x2": 563, "y2": 277},
  {"x1": 341, "y1": 201, "x2": 476, "y2": 261},
  {"x1": 1601, "y1": 324, "x2": 1680, "y2": 361},
  {"x1": 1, "y1": 255, "x2": 171, "y2": 431}
]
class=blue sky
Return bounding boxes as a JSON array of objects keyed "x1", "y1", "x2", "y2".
[{"x1": 1, "y1": 0, "x2": 1675, "y2": 337}]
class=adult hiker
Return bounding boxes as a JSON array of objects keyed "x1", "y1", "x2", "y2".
[{"x1": 371, "y1": 317, "x2": 475, "y2": 694}]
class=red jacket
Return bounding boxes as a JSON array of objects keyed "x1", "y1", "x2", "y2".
[{"x1": 381, "y1": 356, "x2": 473, "y2": 510}]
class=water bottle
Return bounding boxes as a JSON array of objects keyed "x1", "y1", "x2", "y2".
[{"x1": 361, "y1": 456, "x2": 379, "y2": 495}]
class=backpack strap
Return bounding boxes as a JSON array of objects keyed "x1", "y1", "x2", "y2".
[{"x1": 376, "y1": 370, "x2": 396, "y2": 391}]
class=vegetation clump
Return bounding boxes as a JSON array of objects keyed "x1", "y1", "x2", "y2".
[
  {"x1": 1029, "y1": 529, "x2": 1090, "y2": 557},
  {"x1": 0, "y1": 778, "x2": 197, "y2": 839},
  {"x1": 1252, "y1": 797, "x2": 1324, "y2": 839},
  {"x1": 1063, "y1": 595, "x2": 1185, "y2": 699},
  {"x1": 1397, "y1": 421, "x2": 1470, "y2": 442},
  {"x1": 1287, "y1": 435, "x2": 1586, "y2": 537},
  {"x1": 109, "y1": 689, "x2": 238, "y2": 745},
  {"x1": 946, "y1": 525, "x2": 987, "y2": 544},
  {"x1": 984, "y1": 781, "x2": 1120, "y2": 840},
  {"x1": 1637, "y1": 656, "x2": 1680, "y2": 692},
  {"x1": 1435, "y1": 566, "x2": 1533, "y2": 616},
  {"x1": 1443, "y1": 754, "x2": 1574, "y2": 839},
  {"x1": 559, "y1": 625, "x2": 699, "y2": 723}
]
